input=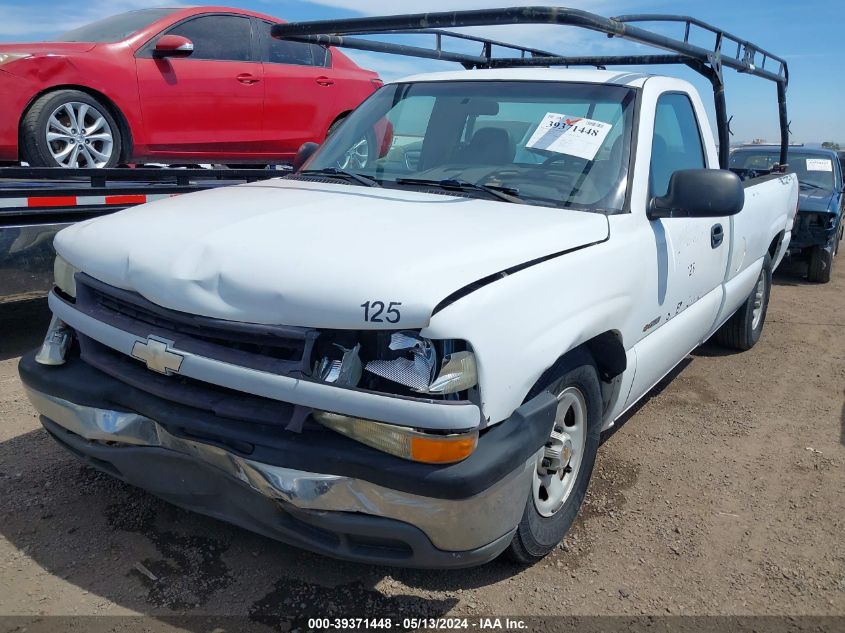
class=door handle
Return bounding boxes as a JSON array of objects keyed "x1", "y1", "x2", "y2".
[
  {"x1": 711, "y1": 223, "x2": 724, "y2": 249},
  {"x1": 315, "y1": 76, "x2": 334, "y2": 86},
  {"x1": 236, "y1": 73, "x2": 260, "y2": 84}
]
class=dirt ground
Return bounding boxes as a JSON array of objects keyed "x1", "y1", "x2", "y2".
[{"x1": 0, "y1": 258, "x2": 843, "y2": 630}]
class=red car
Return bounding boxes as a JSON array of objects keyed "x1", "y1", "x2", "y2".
[{"x1": 0, "y1": 7, "x2": 382, "y2": 167}]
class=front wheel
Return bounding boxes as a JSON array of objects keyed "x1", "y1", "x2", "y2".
[
  {"x1": 507, "y1": 350, "x2": 602, "y2": 563},
  {"x1": 807, "y1": 245, "x2": 833, "y2": 283},
  {"x1": 21, "y1": 90, "x2": 122, "y2": 168}
]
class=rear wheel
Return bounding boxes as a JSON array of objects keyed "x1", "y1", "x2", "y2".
[
  {"x1": 507, "y1": 350, "x2": 602, "y2": 563},
  {"x1": 807, "y1": 245, "x2": 833, "y2": 283},
  {"x1": 715, "y1": 253, "x2": 772, "y2": 350},
  {"x1": 21, "y1": 90, "x2": 122, "y2": 168}
]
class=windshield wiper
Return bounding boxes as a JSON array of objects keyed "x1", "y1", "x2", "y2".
[
  {"x1": 799, "y1": 181, "x2": 826, "y2": 192},
  {"x1": 395, "y1": 178, "x2": 523, "y2": 204},
  {"x1": 299, "y1": 168, "x2": 380, "y2": 188}
]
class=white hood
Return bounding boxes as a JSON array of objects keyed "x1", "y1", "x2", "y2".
[{"x1": 55, "y1": 179, "x2": 609, "y2": 328}]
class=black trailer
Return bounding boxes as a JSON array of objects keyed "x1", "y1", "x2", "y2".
[{"x1": 0, "y1": 167, "x2": 280, "y2": 302}]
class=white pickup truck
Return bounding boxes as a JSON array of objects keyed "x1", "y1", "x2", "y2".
[{"x1": 19, "y1": 10, "x2": 799, "y2": 568}]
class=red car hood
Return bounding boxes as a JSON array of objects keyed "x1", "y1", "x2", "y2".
[{"x1": 0, "y1": 42, "x2": 97, "y2": 55}]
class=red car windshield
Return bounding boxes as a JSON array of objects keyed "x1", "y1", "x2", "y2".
[{"x1": 57, "y1": 9, "x2": 178, "y2": 43}]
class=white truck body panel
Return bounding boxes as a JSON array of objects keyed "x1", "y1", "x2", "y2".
[
  {"x1": 54, "y1": 180, "x2": 608, "y2": 329},
  {"x1": 51, "y1": 67, "x2": 798, "y2": 430}
]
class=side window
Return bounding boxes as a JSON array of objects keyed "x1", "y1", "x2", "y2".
[
  {"x1": 167, "y1": 15, "x2": 252, "y2": 62},
  {"x1": 650, "y1": 93, "x2": 706, "y2": 197},
  {"x1": 261, "y1": 21, "x2": 329, "y2": 66}
]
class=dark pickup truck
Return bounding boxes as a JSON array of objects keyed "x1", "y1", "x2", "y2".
[{"x1": 730, "y1": 146, "x2": 844, "y2": 282}]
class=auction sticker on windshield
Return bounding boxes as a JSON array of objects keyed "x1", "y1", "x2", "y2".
[
  {"x1": 526, "y1": 113, "x2": 613, "y2": 160},
  {"x1": 806, "y1": 158, "x2": 833, "y2": 172}
]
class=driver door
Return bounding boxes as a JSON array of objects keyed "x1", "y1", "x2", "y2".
[
  {"x1": 625, "y1": 92, "x2": 730, "y2": 407},
  {"x1": 135, "y1": 13, "x2": 265, "y2": 157}
]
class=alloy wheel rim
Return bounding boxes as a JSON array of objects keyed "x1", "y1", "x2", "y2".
[
  {"x1": 45, "y1": 102, "x2": 114, "y2": 168},
  {"x1": 532, "y1": 385, "x2": 588, "y2": 517},
  {"x1": 337, "y1": 137, "x2": 370, "y2": 170},
  {"x1": 751, "y1": 269, "x2": 767, "y2": 330}
]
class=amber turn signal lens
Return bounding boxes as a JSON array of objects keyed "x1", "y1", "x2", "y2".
[
  {"x1": 312, "y1": 410, "x2": 477, "y2": 464},
  {"x1": 409, "y1": 433, "x2": 478, "y2": 464}
]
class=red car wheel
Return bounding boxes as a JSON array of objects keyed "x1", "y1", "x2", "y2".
[{"x1": 21, "y1": 90, "x2": 123, "y2": 168}]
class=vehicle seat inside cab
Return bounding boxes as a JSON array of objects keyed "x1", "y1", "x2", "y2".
[{"x1": 458, "y1": 127, "x2": 517, "y2": 165}]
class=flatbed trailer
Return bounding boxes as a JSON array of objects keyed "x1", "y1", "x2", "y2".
[{"x1": 0, "y1": 167, "x2": 281, "y2": 302}]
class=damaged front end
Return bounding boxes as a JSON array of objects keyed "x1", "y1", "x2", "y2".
[
  {"x1": 790, "y1": 210, "x2": 840, "y2": 253},
  {"x1": 309, "y1": 330, "x2": 480, "y2": 463},
  {"x1": 38, "y1": 271, "x2": 483, "y2": 466},
  {"x1": 20, "y1": 266, "x2": 559, "y2": 567}
]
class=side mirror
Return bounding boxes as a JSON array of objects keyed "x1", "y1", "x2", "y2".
[
  {"x1": 649, "y1": 169, "x2": 744, "y2": 219},
  {"x1": 293, "y1": 142, "x2": 319, "y2": 172},
  {"x1": 153, "y1": 35, "x2": 194, "y2": 58}
]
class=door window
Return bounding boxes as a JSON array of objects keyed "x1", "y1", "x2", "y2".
[
  {"x1": 167, "y1": 15, "x2": 253, "y2": 62},
  {"x1": 650, "y1": 93, "x2": 706, "y2": 197},
  {"x1": 260, "y1": 21, "x2": 330, "y2": 66}
]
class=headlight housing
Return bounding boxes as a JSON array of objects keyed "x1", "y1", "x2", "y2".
[
  {"x1": 361, "y1": 331, "x2": 478, "y2": 395},
  {"x1": 53, "y1": 254, "x2": 80, "y2": 298}
]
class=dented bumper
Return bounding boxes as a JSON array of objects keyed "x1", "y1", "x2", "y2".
[{"x1": 18, "y1": 349, "x2": 557, "y2": 567}]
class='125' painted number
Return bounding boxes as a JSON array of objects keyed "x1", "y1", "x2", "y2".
[{"x1": 361, "y1": 301, "x2": 402, "y2": 323}]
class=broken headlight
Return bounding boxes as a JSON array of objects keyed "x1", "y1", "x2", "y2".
[
  {"x1": 311, "y1": 331, "x2": 478, "y2": 396},
  {"x1": 365, "y1": 331, "x2": 437, "y2": 392},
  {"x1": 366, "y1": 332, "x2": 477, "y2": 395}
]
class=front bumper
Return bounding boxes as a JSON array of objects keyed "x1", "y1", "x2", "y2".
[
  {"x1": 19, "y1": 352, "x2": 557, "y2": 568},
  {"x1": 788, "y1": 211, "x2": 839, "y2": 252}
]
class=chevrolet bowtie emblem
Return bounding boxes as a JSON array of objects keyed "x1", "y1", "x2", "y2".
[{"x1": 131, "y1": 336, "x2": 184, "y2": 375}]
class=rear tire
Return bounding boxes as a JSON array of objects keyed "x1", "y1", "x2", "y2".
[
  {"x1": 715, "y1": 253, "x2": 772, "y2": 350},
  {"x1": 507, "y1": 349, "x2": 602, "y2": 564},
  {"x1": 807, "y1": 245, "x2": 833, "y2": 283},
  {"x1": 21, "y1": 90, "x2": 122, "y2": 168},
  {"x1": 326, "y1": 117, "x2": 345, "y2": 138}
]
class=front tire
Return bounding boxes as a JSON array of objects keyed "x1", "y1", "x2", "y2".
[
  {"x1": 808, "y1": 245, "x2": 833, "y2": 283},
  {"x1": 715, "y1": 253, "x2": 772, "y2": 350},
  {"x1": 507, "y1": 349, "x2": 602, "y2": 563},
  {"x1": 21, "y1": 90, "x2": 122, "y2": 168}
]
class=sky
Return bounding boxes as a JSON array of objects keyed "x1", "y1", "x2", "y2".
[{"x1": 0, "y1": 0, "x2": 841, "y2": 144}]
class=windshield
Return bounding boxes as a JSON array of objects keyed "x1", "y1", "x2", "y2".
[
  {"x1": 306, "y1": 80, "x2": 636, "y2": 212},
  {"x1": 730, "y1": 150, "x2": 836, "y2": 191},
  {"x1": 57, "y1": 9, "x2": 177, "y2": 43}
]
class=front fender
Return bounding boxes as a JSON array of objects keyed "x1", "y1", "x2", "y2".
[{"x1": 423, "y1": 239, "x2": 638, "y2": 425}]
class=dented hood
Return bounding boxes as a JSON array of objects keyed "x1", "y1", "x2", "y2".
[
  {"x1": 798, "y1": 189, "x2": 835, "y2": 214},
  {"x1": 55, "y1": 179, "x2": 609, "y2": 328}
]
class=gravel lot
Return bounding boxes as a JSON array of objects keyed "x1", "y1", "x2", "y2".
[{"x1": 0, "y1": 258, "x2": 843, "y2": 629}]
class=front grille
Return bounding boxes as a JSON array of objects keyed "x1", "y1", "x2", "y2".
[
  {"x1": 75, "y1": 274, "x2": 318, "y2": 376},
  {"x1": 77, "y1": 333, "x2": 297, "y2": 428}
]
